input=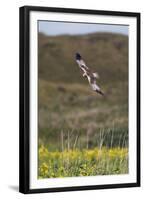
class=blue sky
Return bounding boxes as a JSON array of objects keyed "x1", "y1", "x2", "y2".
[{"x1": 38, "y1": 21, "x2": 128, "y2": 36}]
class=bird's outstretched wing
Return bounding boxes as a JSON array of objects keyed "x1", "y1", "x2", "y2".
[{"x1": 75, "y1": 53, "x2": 104, "y2": 96}]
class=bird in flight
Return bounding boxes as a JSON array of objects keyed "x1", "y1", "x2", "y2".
[{"x1": 75, "y1": 53, "x2": 104, "y2": 96}]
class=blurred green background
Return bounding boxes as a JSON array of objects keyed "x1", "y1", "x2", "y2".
[{"x1": 38, "y1": 31, "x2": 128, "y2": 151}]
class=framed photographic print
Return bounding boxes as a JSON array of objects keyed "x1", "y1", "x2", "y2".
[{"x1": 19, "y1": 6, "x2": 140, "y2": 194}]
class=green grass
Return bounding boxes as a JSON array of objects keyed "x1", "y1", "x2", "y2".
[{"x1": 38, "y1": 80, "x2": 128, "y2": 151}]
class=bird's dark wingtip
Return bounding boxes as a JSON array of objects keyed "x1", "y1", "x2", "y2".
[
  {"x1": 95, "y1": 90, "x2": 105, "y2": 96},
  {"x1": 75, "y1": 52, "x2": 82, "y2": 60}
]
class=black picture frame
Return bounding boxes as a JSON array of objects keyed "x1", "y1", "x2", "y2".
[{"x1": 19, "y1": 6, "x2": 140, "y2": 194}]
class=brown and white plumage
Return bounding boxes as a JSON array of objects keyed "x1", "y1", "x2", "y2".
[{"x1": 75, "y1": 53, "x2": 104, "y2": 96}]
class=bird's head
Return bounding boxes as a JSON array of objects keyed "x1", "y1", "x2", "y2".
[{"x1": 75, "y1": 53, "x2": 82, "y2": 60}]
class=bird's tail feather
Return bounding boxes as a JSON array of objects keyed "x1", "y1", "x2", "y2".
[{"x1": 93, "y1": 72, "x2": 99, "y2": 79}]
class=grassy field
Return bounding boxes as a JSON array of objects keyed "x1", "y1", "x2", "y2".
[{"x1": 38, "y1": 32, "x2": 128, "y2": 178}]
